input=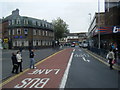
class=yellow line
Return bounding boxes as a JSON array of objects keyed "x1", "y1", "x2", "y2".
[
  {"x1": 0, "y1": 49, "x2": 65, "y2": 88},
  {"x1": 84, "y1": 49, "x2": 120, "y2": 71}
]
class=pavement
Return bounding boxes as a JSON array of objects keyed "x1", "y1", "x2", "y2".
[{"x1": 1, "y1": 48, "x2": 73, "y2": 89}]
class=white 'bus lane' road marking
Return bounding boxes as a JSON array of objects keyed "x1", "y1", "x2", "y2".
[
  {"x1": 14, "y1": 69, "x2": 60, "y2": 88},
  {"x1": 28, "y1": 69, "x2": 60, "y2": 75}
]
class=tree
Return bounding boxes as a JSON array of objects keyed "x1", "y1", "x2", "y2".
[{"x1": 52, "y1": 17, "x2": 69, "y2": 40}]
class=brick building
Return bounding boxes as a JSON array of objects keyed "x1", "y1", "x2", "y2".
[{"x1": 2, "y1": 9, "x2": 54, "y2": 49}]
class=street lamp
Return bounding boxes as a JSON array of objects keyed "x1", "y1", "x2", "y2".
[
  {"x1": 98, "y1": 0, "x2": 101, "y2": 49},
  {"x1": 88, "y1": 13, "x2": 91, "y2": 24}
]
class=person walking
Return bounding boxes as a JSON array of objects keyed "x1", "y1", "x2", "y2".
[
  {"x1": 106, "y1": 49, "x2": 115, "y2": 70},
  {"x1": 11, "y1": 52, "x2": 18, "y2": 74},
  {"x1": 16, "y1": 51, "x2": 23, "y2": 72},
  {"x1": 29, "y1": 49, "x2": 36, "y2": 69}
]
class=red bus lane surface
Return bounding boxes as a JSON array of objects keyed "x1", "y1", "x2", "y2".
[{"x1": 2, "y1": 48, "x2": 73, "y2": 88}]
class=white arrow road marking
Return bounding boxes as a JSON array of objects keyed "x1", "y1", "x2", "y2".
[
  {"x1": 82, "y1": 57, "x2": 87, "y2": 61},
  {"x1": 87, "y1": 60, "x2": 90, "y2": 62},
  {"x1": 82, "y1": 57, "x2": 90, "y2": 62},
  {"x1": 74, "y1": 54, "x2": 78, "y2": 57}
]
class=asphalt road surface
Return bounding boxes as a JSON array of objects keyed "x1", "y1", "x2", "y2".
[{"x1": 65, "y1": 47, "x2": 119, "y2": 88}]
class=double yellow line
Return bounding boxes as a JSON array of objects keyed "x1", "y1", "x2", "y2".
[
  {"x1": 0, "y1": 49, "x2": 65, "y2": 88},
  {"x1": 84, "y1": 49, "x2": 120, "y2": 71}
]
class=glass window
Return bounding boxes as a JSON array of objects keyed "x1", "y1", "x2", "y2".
[
  {"x1": 12, "y1": 20, "x2": 14, "y2": 25},
  {"x1": 38, "y1": 22, "x2": 40, "y2": 26},
  {"x1": 12, "y1": 29, "x2": 15, "y2": 35},
  {"x1": 33, "y1": 29, "x2": 37, "y2": 35},
  {"x1": 46, "y1": 31, "x2": 48, "y2": 36},
  {"x1": 9, "y1": 29, "x2": 11, "y2": 35},
  {"x1": 39, "y1": 30, "x2": 41, "y2": 35},
  {"x1": 16, "y1": 19, "x2": 21, "y2": 24},
  {"x1": 24, "y1": 29, "x2": 28, "y2": 35},
  {"x1": 8, "y1": 20, "x2": 11, "y2": 25},
  {"x1": 24, "y1": 19, "x2": 28, "y2": 25},
  {"x1": 17, "y1": 29, "x2": 21, "y2": 35},
  {"x1": 43, "y1": 31, "x2": 45, "y2": 36},
  {"x1": 24, "y1": 40, "x2": 28, "y2": 46},
  {"x1": 33, "y1": 21, "x2": 36, "y2": 25}
]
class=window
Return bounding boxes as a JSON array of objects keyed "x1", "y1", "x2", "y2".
[
  {"x1": 12, "y1": 29, "x2": 15, "y2": 35},
  {"x1": 24, "y1": 29, "x2": 28, "y2": 35},
  {"x1": 46, "y1": 31, "x2": 48, "y2": 36},
  {"x1": 39, "y1": 30, "x2": 41, "y2": 35},
  {"x1": 8, "y1": 20, "x2": 11, "y2": 25},
  {"x1": 17, "y1": 29, "x2": 21, "y2": 35},
  {"x1": 16, "y1": 19, "x2": 21, "y2": 24},
  {"x1": 24, "y1": 19, "x2": 28, "y2": 25},
  {"x1": 17, "y1": 40, "x2": 22, "y2": 46},
  {"x1": 9, "y1": 29, "x2": 11, "y2": 35},
  {"x1": 33, "y1": 40, "x2": 36, "y2": 46},
  {"x1": 24, "y1": 40, "x2": 28, "y2": 46},
  {"x1": 33, "y1": 29, "x2": 37, "y2": 35},
  {"x1": 42, "y1": 31, "x2": 45, "y2": 36},
  {"x1": 38, "y1": 40, "x2": 41, "y2": 46},
  {"x1": 33, "y1": 21, "x2": 36, "y2": 25},
  {"x1": 12, "y1": 20, "x2": 14, "y2": 25},
  {"x1": 13, "y1": 41, "x2": 16, "y2": 46},
  {"x1": 38, "y1": 22, "x2": 40, "y2": 26}
]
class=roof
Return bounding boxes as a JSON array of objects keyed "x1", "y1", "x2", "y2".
[{"x1": 2, "y1": 9, "x2": 52, "y2": 25}]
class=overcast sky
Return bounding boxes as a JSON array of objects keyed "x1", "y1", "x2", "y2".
[{"x1": 0, "y1": 0, "x2": 105, "y2": 33}]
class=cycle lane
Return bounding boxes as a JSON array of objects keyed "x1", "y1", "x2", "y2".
[{"x1": 2, "y1": 48, "x2": 73, "y2": 89}]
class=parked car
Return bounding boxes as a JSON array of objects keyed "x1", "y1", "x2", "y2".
[
  {"x1": 71, "y1": 44, "x2": 75, "y2": 47},
  {"x1": 79, "y1": 42, "x2": 82, "y2": 47}
]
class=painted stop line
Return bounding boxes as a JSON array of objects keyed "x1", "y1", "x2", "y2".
[{"x1": 2, "y1": 48, "x2": 73, "y2": 88}]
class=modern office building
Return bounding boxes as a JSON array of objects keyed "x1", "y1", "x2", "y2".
[{"x1": 2, "y1": 9, "x2": 54, "y2": 49}]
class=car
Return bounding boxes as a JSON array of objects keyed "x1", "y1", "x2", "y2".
[
  {"x1": 71, "y1": 44, "x2": 75, "y2": 47},
  {"x1": 79, "y1": 42, "x2": 82, "y2": 47}
]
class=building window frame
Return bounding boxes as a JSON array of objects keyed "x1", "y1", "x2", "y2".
[{"x1": 17, "y1": 29, "x2": 21, "y2": 35}]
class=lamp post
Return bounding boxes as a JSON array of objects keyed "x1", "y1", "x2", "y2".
[
  {"x1": 98, "y1": 0, "x2": 101, "y2": 49},
  {"x1": 88, "y1": 13, "x2": 91, "y2": 24}
]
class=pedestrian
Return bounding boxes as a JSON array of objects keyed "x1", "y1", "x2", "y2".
[
  {"x1": 29, "y1": 49, "x2": 36, "y2": 69},
  {"x1": 11, "y1": 52, "x2": 18, "y2": 74},
  {"x1": 106, "y1": 49, "x2": 115, "y2": 70},
  {"x1": 16, "y1": 51, "x2": 23, "y2": 72}
]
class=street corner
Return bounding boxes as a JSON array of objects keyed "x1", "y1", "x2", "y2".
[{"x1": 2, "y1": 48, "x2": 74, "y2": 88}]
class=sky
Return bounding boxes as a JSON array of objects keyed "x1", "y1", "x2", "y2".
[{"x1": 0, "y1": 0, "x2": 105, "y2": 33}]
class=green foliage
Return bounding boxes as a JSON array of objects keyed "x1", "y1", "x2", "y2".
[{"x1": 52, "y1": 17, "x2": 69, "y2": 40}]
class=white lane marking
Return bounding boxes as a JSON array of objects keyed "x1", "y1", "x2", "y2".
[
  {"x1": 59, "y1": 49, "x2": 75, "y2": 88},
  {"x1": 82, "y1": 57, "x2": 90, "y2": 62},
  {"x1": 87, "y1": 60, "x2": 90, "y2": 62},
  {"x1": 82, "y1": 57, "x2": 86, "y2": 61}
]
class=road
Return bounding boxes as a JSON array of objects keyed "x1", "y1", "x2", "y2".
[
  {"x1": 1, "y1": 47, "x2": 120, "y2": 89},
  {"x1": 65, "y1": 47, "x2": 119, "y2": 88}
]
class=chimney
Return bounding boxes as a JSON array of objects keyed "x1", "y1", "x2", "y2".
[{"x1": 12, "y1": 9, "x2": 19, "y2": 16}]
